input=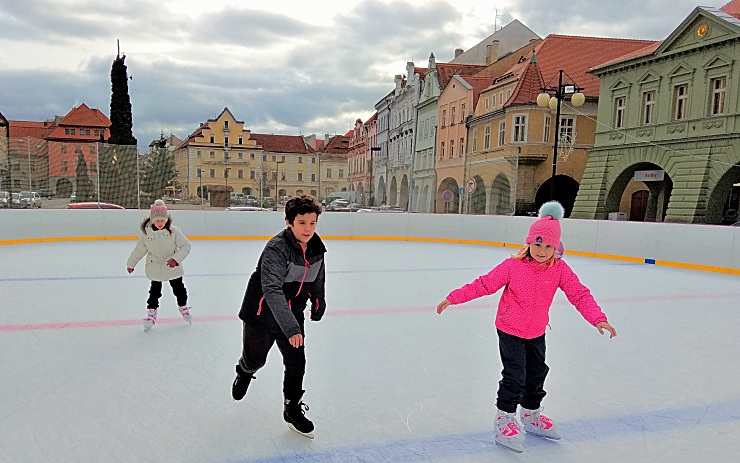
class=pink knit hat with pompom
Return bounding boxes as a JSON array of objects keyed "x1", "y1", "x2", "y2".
[
  {"x1": 149, "y1": 199, "x2": 169, "y2": 221},
  {"x1": 525, "y1": 201, "x2": 564, "y2": 249}
]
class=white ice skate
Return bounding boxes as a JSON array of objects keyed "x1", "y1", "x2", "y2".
[
  {"x1": 143, "y1": 308, "x2": 158, "y2": 332},
  {"x1": 494, "y1": 409, "x2": 524, "y2": 453},
  {"x1": 520, "y1": 407, "x2": 561, "y2": 440},
  {"x1": 179, "y1": 306, "x2": 192, "y2": 325}
]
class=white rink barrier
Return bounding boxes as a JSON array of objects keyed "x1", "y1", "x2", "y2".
[{"x1": 0, "y1": 209, "x2": 738, "y2": 274}]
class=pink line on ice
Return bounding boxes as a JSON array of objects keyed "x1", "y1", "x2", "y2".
[{"x1": 1, "y1": 292, "x2": 738, "y2": 333}]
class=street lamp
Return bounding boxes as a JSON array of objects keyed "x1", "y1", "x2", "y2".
[
  {"x1": 537, "y1": 70, "x2": 585, "y2": 201},
  {"x1": 274, "y1": 159, "x2": 284, "y2": 211}
]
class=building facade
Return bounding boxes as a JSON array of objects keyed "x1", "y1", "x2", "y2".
[{"x1": 572, "y1": 2, "x2": 740, "y2": 224}]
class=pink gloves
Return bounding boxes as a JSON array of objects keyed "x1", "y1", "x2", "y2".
[
  {"x1": 127, "y1": 267, "x2": 134, "y2": 274},
  {"x1": 166, "y1": 258, "x2": 179, "y2": 268}
]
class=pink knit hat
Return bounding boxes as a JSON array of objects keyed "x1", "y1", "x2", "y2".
[
  {"x1": 525, "y1": 201, "x2": 565, "y2": 249},
  {"x1": 149, "y1": 199, "x2": 169, "y2": 221}
]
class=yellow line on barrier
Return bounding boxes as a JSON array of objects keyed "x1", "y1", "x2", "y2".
[{"x1": 0, "y1": 234, "x2": 737, "y2": 275}]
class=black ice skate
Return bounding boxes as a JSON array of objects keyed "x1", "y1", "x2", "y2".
[
  {"x1": 231, "y1": 366, "x2": 254, "y2": 401},
  {"x1": 283, "y1": 392, "x2": 314, "y2": 439}
]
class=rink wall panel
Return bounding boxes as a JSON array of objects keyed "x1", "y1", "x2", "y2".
[{"x1": 0, "y1": 210, "x2": 738, "y2": 273}]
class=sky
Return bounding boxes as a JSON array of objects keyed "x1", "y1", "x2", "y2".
[{"x1": 0, "y1": 0, "x2": 705, "y2": 150}]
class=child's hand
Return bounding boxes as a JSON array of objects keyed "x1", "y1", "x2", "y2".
[
  {"x1": 596, "y1": 321, "x2": 617, "y2": 338},
  {"x1": 166, "y1": 258, "x2": 179, "y2": 268},
  {"x1": 127, "y1": 267, "x2": 134, "y2": 274},
  {"x1": 436, "y1": 299, "x2": 451, "y2": 314},
  {"x1": 289, "y1": 333, "x2": 304, "y2": 348}
]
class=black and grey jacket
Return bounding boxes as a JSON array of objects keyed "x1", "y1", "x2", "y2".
[{"x1": 238, "y1": 228, "x2": 327, "y2": 338}]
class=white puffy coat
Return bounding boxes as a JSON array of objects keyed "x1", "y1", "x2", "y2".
[{"x1": 127, "y1": 224, "x2": 191, "y2": 281}]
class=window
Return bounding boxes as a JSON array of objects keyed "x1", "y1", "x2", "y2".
[
  {"x1": 238, "y1": 169, "x2": 244, "y2": 179},
  {"x1": 460, "y1": 138, "x2": 465, "y2": 155},
  {"x1": 281, "y1": 171, "x2": 285, "y2": 181},
  {"x1": 61, "y1": 144, "x2": 67, "y2": 154},
  {"x1": 483, "y1": 126, "x2": 491, "y2": 150},
  {"x1": 642, "y1": 91, "x2": 655, "y2": 125},
  {"x1": 559, "y1": 117, "x2": 574, "y2": 143},
  {"x1": 272, "y1": 171, "x2": 277, "y2": 180},
  {"x1": 450, "y1": 140, "x2": 454, "y2": 157},
  {"x1": 225, "y1": 168, "x2": 230, "y2": 178},
  {"x1": 711, "y1": 77, "x2": 726, "y2": 115},
  {"x1": 485, "y1": 97, "x2": 490, "y2": 110},
  {"x1": 210, "y1": 135, "x2": 215, "y2": 143},
  {"x1": 674, "y1": 85, "x2": 688, "y2": 120},
  {"x1": 498, "y1": 121, "x2": 506, "y2": 146},
  {"x1": 197, "y1": 168, "x2": 202, "y2": 178},
  {"x1": 209, "y1": 168, "x2": 215, "y2": 178},
  {"x1": 250, "y1": 169, "x2": 255, "y2": 179},
  {"x1": 472, "y1": 128, "x2": 478, "y2": 152},
  {"x1": 224, "y1": 120, "x2": 229, "y2": 129},
  {"x1": 238, "y1": 136, "x2": 243, "y2": 145},
  {"x1": 513, "y1": 115, "x2": 527, "y2": 142},
  {"x1": 506, "y1": 89, "x2": 511, "y2": 100},
  {"x1": 61, "y1": 161, "x2": 68, "y2": 172},
  {"x1": 339, "y1": 169, "x2": 344, "y2": 178},
  {"x1": 440, "y1": 141, "x2": 445, "y2": 158},
  {"x1": 262, "y1": 154, "x2": 266, "y2": 161},
  {"x1": 311, "y1": 174, "x2": 316, "y2": 182},
  {"x1": 499, "y1": 92, "x2": 503, "y2": 105},
  {"x1": 210, "y1": 151, "x2": 215, "y2": 159},
  {"x1": 451, "y1": 107, "x2": 456, "y2": 125},
  {"x1": 298, "y1": 172, "x2": 303, "y2": 181},
  {"x1": 197, "y1": 150, "x2": 202, "y2": 158},
  {"x1": 298, "y1": 156, "x2": 303, "y2": 163},
  {"x1": 80, "y1": 128, "x2": 91, "y2": 136},
  {"x1": 272, "y1": 155, "x2": 276, "y2": 162},
  {"x1": 281, "y1": 155, "x2": 285, "y2": 162},
  {"x1": 461, "y1": 104, "x2": 466, "y2": 121},
  {"x1": 237, "y1": 152, "x2": 243, "y2": 160},
  {"x1": 442, "y1": 110, "x2": 447, "y2": 127},
  {"x1": 614, "y1": 96, "x2": 626, "y2": 128},
  {"x1": 326, "y1": 168, "x2": 332, "y2": 178},
  {"x1": 544, "y1": 115, "x2": 551, "y2": 143},
  {"x1": 224, "y1": 136, "x2": 229, "y2": 147},
  {"x1": 65, "y1": 128, "x2": 75, "y2": 135}
]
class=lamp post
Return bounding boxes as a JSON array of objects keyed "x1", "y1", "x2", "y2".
[
  {"x1": 274, "y1": 159, "x2": 284, "y2": 211},
  {"x1": 198, "y1": 162, "x2": 203, "y2": 209},
  {"x1": 537, "y1": 70, "x2": 585, "y2": 201}
]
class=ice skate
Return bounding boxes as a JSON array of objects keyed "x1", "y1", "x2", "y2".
[
  {"x1": 231, "y1": 366, "x2": 254, "y2": 401},
  {"x1": 179, "y1": 306, "x2": 192, "y2": 325},
  {"x1": 520, "y1": 407, "x2": 561, "y2": 440},
  {"x1": 284, "y1": 392, "x2": 314, "y2": 439},
  {"x1": 143, "y1": 308, "x2": 158, "y2": 332},
  {"x1": 494, "y1": 409, "x2": 524, "y2": 453}
]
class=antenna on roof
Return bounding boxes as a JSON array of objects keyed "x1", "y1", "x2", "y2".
[
  {"x1": 494, "y1": 8, "x2": 499, "y2": 31},
  {"x1": 117, "y1": 39, "x2": 120, "y2": 58}
]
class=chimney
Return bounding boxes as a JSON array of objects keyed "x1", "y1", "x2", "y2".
[
  {"x1": 324, "y1": 133, "x2": 330, "y2": 146},
  {"x1": 485, "y1": 40, "x2": 500, "y2": 65},
  {"x1": 454, "y1": 48, "x2": 464, "y2": 58},
  {"x1": 394, "y1": 74, "x2": 403, "y2": 95}
]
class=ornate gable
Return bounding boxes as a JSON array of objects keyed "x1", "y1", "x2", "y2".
[{"x1": 655, "y1": 8, "x2": 740, "y2": 57}]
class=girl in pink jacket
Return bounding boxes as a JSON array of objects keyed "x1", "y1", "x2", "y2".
[{"x1": 436, "y1": 201, "x2": 616, "y2": 453}]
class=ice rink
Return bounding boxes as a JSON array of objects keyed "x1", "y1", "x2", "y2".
[{"x1": 1, "y1": 238, "x2": 739, "y2": 463}]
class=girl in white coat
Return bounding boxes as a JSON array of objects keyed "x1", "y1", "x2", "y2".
[{"x1": 127, "y1": 199, "x2": 192, "y2": 331}]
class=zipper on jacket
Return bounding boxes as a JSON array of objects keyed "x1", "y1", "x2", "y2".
[{"x1": 288, "y1": 246, "x2": 310, "y2": 309}]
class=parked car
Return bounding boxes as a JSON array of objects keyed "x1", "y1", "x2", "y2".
[
  {"x1": 10, "y1": 193, "x2": 24, "y2": 208},
  {"x1": 225, "y1": 206, "x2": 270, "y2": 212},
  {"x1": 0, "y1": 191, "x2": 8, "y2": 208},
  {"x1": 65, "y1": 202, "x2": 125, "y2": 209},
  {"x1": 19, "y1": 191, "x2": 42, "y2": 208},
  {"x1": 39, "y1": 188, "x2": 55, "y2": 198}
]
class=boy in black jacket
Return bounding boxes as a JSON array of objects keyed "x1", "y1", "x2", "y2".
[{"x1": 233, "y1": 195, "x2": 326, "y2": 439}]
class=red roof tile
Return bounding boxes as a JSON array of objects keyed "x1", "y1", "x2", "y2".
[
  {"x1": 8, "y1": 120, "x2": 55, "y2": 140},
  {"x1": 590, "y1": 42, "x2": 662, "y2": 71},
  {"x1": 507, "y1": 57, "x2": 545, "y2": 106},
  {"x1": 434, "y1": 63, "x2": 487, "y2": 90},
  {"x1": 320, "y1": 135, "x2": 350, "y2": 155},
  {"x1": 59, "y1": 103, "x2": 111, "y2": 127},
  {"x1": 457, "y1": 76, "x2": 495, "y2": 109},
  {"x1": 249, "y1": 133, "x2": 315, "y2": 154},
  {"x1": 721, "y1": 0, "x2": 740, "y2": 14}
]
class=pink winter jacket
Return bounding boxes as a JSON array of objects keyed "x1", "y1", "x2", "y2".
[{"x1": 446, "y1": 257, "x2": 607, "y2": 339}]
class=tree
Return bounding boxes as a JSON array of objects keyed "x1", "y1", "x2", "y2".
[
  {"x1": 99, "y1": 49, "x2": 139, "y2": 207},
  {"x1": 75, "y1": 152, "x2": 94, "y2": 202},
  {"x1": 142, "y1": 134, "x2": 178, "y2": 201}
]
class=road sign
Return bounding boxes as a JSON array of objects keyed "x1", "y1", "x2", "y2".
[
  {"x1": 442, "y1": 190, "x2": 454, "y2": 202},
  {"x1": 458, "y1": 187, "x2": 465, "y2": 196},
  {"x1": 466, "y1": 178, "x2": 476, "y2": 194}
]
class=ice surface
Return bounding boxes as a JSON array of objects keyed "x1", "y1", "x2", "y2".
[{"x1": 1, "y1": 239, "x2": 739, "y2": 462}]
